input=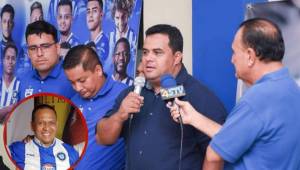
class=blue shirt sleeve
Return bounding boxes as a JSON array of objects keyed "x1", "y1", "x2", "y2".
[
  {"x1": 210, "y1": 101, "x2": 264, "y2": 163},
  {"x1": 9, "y1": 141, "x2": 25, "y2": 169}
]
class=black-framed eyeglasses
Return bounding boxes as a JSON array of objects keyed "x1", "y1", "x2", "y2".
[{"x1": 27, "y1": 42, "x2": 56, "y2": 54}]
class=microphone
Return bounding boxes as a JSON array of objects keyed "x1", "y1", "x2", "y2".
[
  {"x1": 160, "y1": 74, "x2": 185, "y2": 170},
  {"x1": 160, "y1": 74, "x2": 186, "y2": 122},
  {"x1": 131, "y1": 76, "x2": 146, "y2": 119},
  {"x1": 160, "y1": 74, "x2": 186, "y2": 101}
]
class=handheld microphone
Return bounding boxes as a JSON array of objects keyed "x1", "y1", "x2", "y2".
[
  {"x1": 160, "y1": 74, "x2": 186, "y2": 103},
  {"x1": 160, "y1": 74, "x2": 185, "y2": 170},
  {"x1": 131, "y1": 76, "x2": 146, "y2": 119}
]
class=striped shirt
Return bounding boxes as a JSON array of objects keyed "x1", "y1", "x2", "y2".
[
  {"x1": 9, "y1": 138, "x2": 79, "y2": 170},
  {"x1": 0, "y1": 77, "x2": 20, "y2": 108}
]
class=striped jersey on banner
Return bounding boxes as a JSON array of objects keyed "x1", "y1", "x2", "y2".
[{"x1": 0, "y1": 77, "x2": 20, "y2": 108}]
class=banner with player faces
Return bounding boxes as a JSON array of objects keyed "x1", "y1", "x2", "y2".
[{"x1": 0, "y1": 0, "x2": 142, "y2": 83}]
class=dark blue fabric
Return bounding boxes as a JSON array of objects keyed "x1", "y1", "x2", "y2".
[
  {"x1": 106, "y1": 66, "x2": 227, "y2": 170},
  {"x1": 18, "y1": 60, "x2": 75, "y2": 99}
]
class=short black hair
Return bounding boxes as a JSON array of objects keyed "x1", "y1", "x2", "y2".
[
  {"x1": 31, "y1": 104, "x2": 57, "y2": 122},
  {"x1": 30, "y1": 1, "x2": 43, "y2": 17},
  {"x1": 113, "y1": 37, "x2": 130, "y2": 60},
  {"x1": 239, "y1": 18, "x2": 285, "y2": 62},
  {"x1": 1, "y1": 4, "x2": 15, "y2": 19},
  {"x1": 3, "y1": 42, "x2": 18, "y2": 59},
  {"x1": 25, "y1": 20, "x2": 58, "y2": 43},
  {"x1": 57, "y1": 0, "x2": 73, "y2": 13},
  {"x1": 145, "y1": 24, "x2": 183, "y2": 54},
  {"x1": 63, "y1": 45, "x2": 103, "y2": 72},
  {"x1": 87, "y1": 0, "x2": 103, "y2": 9},
  {"x1": 111, "y1": 0, "x2": 134, "y2": 18}
]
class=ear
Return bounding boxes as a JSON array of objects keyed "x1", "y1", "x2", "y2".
[
  {"x1": 174, "y1": 51, "x2": 183, "y2": 66},
  {"x1": 95, "y1": 64, "x2": 103, "y2": 77},
  {"x1": 246, "y1": 48, "x2": 256, "y2": 67}
]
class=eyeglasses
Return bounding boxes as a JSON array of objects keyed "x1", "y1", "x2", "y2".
[{"x1": 27, "y1": 42, "x2": 56, "y2": 54}]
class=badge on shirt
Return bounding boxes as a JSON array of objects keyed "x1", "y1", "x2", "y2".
[
  {"x1": 57, "y1": 152, "x2": 66, "y2": 161},
  {"x1": 42, "y1": 163, "x2": 55, "y2": 170},
  {"x1": 25, "y1": 88, "x2": 33, "y2": 97}
]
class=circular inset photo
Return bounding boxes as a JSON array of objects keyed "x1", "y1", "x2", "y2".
[{"x1": 3, "y1": 93, "x2": 88, "y2": 170}]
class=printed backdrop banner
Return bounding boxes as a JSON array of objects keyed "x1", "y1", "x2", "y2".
[
  {"x1": 0, "y1": 0, "x2": 142, "y2": 169},
  {"x1": 0, "y1": 0, "x2": 142, "y2": 79}
]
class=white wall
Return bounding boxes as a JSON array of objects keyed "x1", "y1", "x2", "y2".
[{"x1": 144, "y1": 0, "x2": 193, "y2": 74}]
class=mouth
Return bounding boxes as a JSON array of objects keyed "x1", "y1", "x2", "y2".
[
  {"x1": 145, "y1": 65, "x2": 156, "y2": 72},
  {"x1": 42, "y1": 132, "x2": 51, "y2": 137},
  {"x1": 36, "y1": 60, "x2": 48, "y2": 65}
]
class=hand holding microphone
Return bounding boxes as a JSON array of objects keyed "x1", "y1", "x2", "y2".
[
  {"x1": 160, "y1": 74, "x2": 198, "y2": 125},
  {"x1": 117, "y1": 76, "x2": 145, "y2": 121},
  {"x1": 167, "y1": 98, "x2": 198, "y2": 125},
  {"x1": 160, "y1": 74, "x2": 185, "y2": 124}
]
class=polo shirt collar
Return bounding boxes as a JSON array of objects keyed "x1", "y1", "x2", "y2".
[
  {"x1": 33, "y1": 60, "x2": 62, "y2": 80},
  {"x1": 255, "y1": 67, "x2": 289, "y2": 84},
  {"x1": 91, "y1": 76, "x2": 114, "y2": 99},
  {"x1": 175, "y1": 65, "x2": 189, "y2": 85}
]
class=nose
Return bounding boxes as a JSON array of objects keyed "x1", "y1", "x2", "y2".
[
  {"x1": 37, "y1": 47, "x2": 43, "y2": 56},
  {"x1": 74, "y1": 82, "x2": 83, "y2": 93}
]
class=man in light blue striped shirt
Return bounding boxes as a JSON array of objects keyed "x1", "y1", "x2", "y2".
[{"x1": 0, "y1": 43, "x2": 20, "y2": 123}]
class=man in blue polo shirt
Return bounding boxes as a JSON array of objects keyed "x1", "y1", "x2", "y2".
[
  {"x1": 168, "y1": 18, "x2": 300, "y2": 170},
  {"x1": 9, "y1": 104, "x2": 79, "y2": 170},
  {"x1": 97, "y1": 24, "x2": 227, "y2": 169},
  {"x1": 63, "y1": 45, "x2": 126, "y2": 169},
  {"x1": 0, "y1": 43, "x2": 20, "y2": 122},
  {"x1": 18, "y1": 20, "x2": 75, "y2": 99}
]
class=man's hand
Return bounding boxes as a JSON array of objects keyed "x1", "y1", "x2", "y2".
[
  {"x1": 167, "y1": 98, "x2": 198, "y2": 125},
  {"x1": 117, "y1": 92, "x2": 144, "y2": 121}
]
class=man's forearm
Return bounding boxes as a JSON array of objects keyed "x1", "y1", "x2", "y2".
[
  {"x1": 203, "y1": 146, "x2": 224, "y2": 170},
  {"x1": 96, "y1": 112, "x2": 125, "y2": 145},
  {"x1": 191, "y1": 113, "x2": 222, "y2": 138}
]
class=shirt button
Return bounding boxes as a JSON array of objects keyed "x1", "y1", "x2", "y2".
[
  {"x1": 90, "y1": 99, "x2": 93, "y2": 102},
  {"x1": 41, "y1": 81, "x2": 44, "y2": 84},
  {"x1": 88, "y1": 107, "x2": 92, "y2": 111},
  {"x1": 149, "y1": 112, "x2": 153, "y2": 116},
  {"x1": 144, "y1": 130, "x2": 147, "y2": 135},
  {"x1": 38, "y1": 89, "x2": 42, "y2": 92},
  {"x1": 139, "y1": 150, "x2": 143, "y2": 155}
]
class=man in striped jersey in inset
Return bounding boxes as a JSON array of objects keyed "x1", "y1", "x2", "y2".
[
  {"x1": 0, "y1": 43, "x2": 20, "y2": 123},
  {"x1": 9, "y1": 104, "x2": 79, "y2": 170}
]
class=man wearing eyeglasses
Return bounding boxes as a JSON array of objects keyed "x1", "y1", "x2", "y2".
[
  {"x1": 18, "y1": 20, "x2": 75, "y2": 99},
  {"x1": 112, "y1": 38, "x2": 133, "y2": 86}
]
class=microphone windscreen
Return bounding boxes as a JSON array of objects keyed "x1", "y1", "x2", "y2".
[
  {"x1": 160, "y1": 74, "x2": 176, "y2": 88},
  {"x1": 134, "y1": 76, "x2": 146, "y2": 87}
]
